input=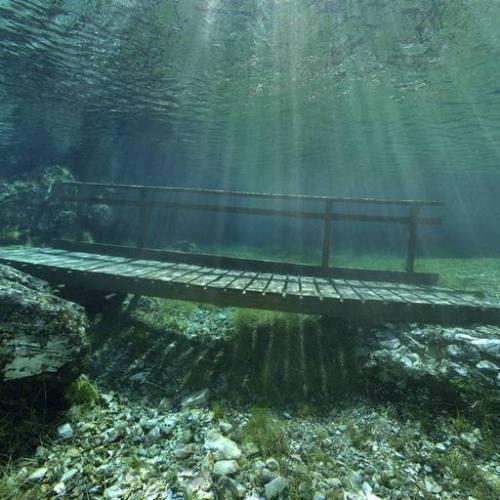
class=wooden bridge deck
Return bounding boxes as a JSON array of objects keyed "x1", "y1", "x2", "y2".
[{"x1": 1, "y1": 246, "x2": 499, "y2": 325}]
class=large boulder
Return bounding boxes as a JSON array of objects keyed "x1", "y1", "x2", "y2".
[
  {"x1": 363, "y1": 323, "x2": 500, "y2": 408},
  {"x1": 0, "y1": 263, "x2": 89, "y2": 406}
]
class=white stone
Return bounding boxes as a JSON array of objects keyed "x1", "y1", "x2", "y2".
[
  {"x1": 61, "y1": 468, "x2": 78, "y2": 482},
  {"x1": 213, "y1": 459, "x2": 239, "y2": 476},
  {"x1": 424, "y1": 476, "x2": 443, "y2": 494},
  {"x1": 219, "y1": 421, "x2": 233, "y2": 434},
  {"x1": 146, "y1": 426, "x2": 161, "y2": 443},
  {"x1": 226, "y1": 477, "x2": 246, "y2": 497},
  {"x1": 380, "y1": 338, "x2": 401, "y2": 350},
  {"x1": 57, "y1": 423, "x2": 73, "y2": 440},
  {"x1": 471, "y1": 338, "x2": 500, "y2": 357},
  {"x1": 265, "y1": 458, "x2": 279, "y2": 471},
  {"x1": 28, "y1": 467, "x2": 47, "y2": 482},
  {"x1": 476, "y1": 360, "x2": 499, "y2": 373},
  {"x1": 204, "y1": 429, "x2": 241, "y2": 460},
  {"x1": 53, "y1": 481, "x2": 66, "y2": 495},
  {"x1": 264, "y1": 476, "x2": 288, "y2": 499}
]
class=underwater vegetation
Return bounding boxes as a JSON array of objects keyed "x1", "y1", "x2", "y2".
[
  {"x1": 240, "y1": 407, "x2": 289, "y2": 457},
  {"x1": 65, "y1": 375, "x2": 99, "y2": 407}
]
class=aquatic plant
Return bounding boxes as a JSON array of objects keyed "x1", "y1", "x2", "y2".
[
  {"x1": 211, "y1": 401, "x2": 225, "y2": 420},
  {"x1": 65, "y1": 375, "x2": 99, "y2": 406},
  {"x1": 241, "y1": 407, "x2": 288, "y2": 456}
]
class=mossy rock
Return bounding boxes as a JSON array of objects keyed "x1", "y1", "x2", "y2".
[{"x1": 65, "y1": 375, "x2": 99, "y2": 406}]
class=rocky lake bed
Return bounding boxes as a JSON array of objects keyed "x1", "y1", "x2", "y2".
[{"x1": 1, "y1": 288, "x2": 499, "y2": 499}]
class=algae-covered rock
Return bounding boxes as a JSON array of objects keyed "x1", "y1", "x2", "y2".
[
  {"x1": 363, "y1": 324, "x2": 500, "y2": 409},
  {"x1": 0, "y1": 165, "x2": 75, "y2": 245},
  {"x1": 0, "y1": 263, "x2": 89, "y2": 399}
]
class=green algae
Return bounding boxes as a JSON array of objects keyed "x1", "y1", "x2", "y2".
[{"x1": 65, "y1": 375, "x2": 98, "y2": 406}]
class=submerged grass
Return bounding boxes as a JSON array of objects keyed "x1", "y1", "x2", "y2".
[
  {"x1": 196, "y1": 243, "x2": 500, "y2": 298},
  {"x1": 241, "y1": 407, "x2": 288, "y2": 457}
]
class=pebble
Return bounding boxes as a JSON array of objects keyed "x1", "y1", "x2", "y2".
[
  {"x1": 380, "y1": 338, "x2": 401, "y2": 350},
  {"x1": 476, "y1": 360, "x2": 499, "y2": 373},
  {"x1": 225, "y1": 477, "x2": 246, "y2": 498},
  {"x1": 265, "y1": 458, "x2": 279, "y2": 471},
  {"x1": 213, "y1": 459, "x2": 239, "y2": 476},
  {"x1": 347, "y1": 470, "x2": 364, "y2": 490},
  {"x1": 219, "y1": 421, "x2": 233, "y2": 434},
  {"x1": 174, "y1": 444, "x2": 196, "y2": 459},
  {"x1": 259, "y1": 467, "x2": 277, "y2": 483},
  {"x1": 53, "y1": 481, "x2": 66, "y2": 495},
  {"x1": 471, "y1": 338, "x2": 500, "y2": 357},
  {"x1": 146, "y1": 426, "x2": 161, "y2": 443},
  {"x1": 264, "y1": 476, "x2": 288, "y2": 499},
  {"x1": 424, "y1": 476, "x2": 443, "y2": 494},
  {"x1": 61, "y1": 468, "x2": 78, "y2": 482},
  {"x1": 204, "y1": 429, "x2": 241, "y2": 460},
  {"x1": 57, "y1": 423, "x2": 74, "y2": 440},
  {"x1": 28, "y1": 467, "x2": 48, "y2": 482}
]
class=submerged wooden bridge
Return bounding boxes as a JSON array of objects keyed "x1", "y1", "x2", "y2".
[{"x1": 1, "y1": 181, "x2": 499, "y2": 325}]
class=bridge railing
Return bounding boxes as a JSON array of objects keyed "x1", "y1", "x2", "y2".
[{"x1": 53, "y1": 181, "x2": 444, "y2": 284}]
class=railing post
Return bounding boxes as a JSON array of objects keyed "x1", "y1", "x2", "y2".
[
  {"x1": 321, "y1": 199, "x2": 333, "y2": 270},
  {"x1": 75, "y1": 184, "x2": 85, "y2": 242},
  {"x1": 405, "y1": 203, "x2": 419, "y2": 274},
  {"x1": 136, "y1": 189, "x2": 150, "y2": 251}
]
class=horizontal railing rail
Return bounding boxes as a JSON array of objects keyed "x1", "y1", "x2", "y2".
[
  {"x1": 54, "y1": 181, "x2": 445, "y2": 278},
  {"x1": 59, "y1": 181, "x2": 445, "y2": 207}
]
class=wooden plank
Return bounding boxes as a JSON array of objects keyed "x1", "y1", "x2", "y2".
[
  {"x1": 242, "y1": 273, "x2": 260, "y2": 294},
  {"x1": 156, "y1": 264, "x2": 202, "y2": 283},
  {"x1": 333, "y1": 279, "x2": 367, "y2": 302},
  {"x1": 343, "y1": 280, "x2": 386, "y2": 303},
  {"x1": 0, "y1": 247, "x2": 67, "y2": 260},
  {"x1": 261, "y1": 274, "x2": 275, "y2": 295},
  {"x1": 64, "y1": 257, "x2": 131, "y2": 272},
  {"x1": 197, "y1": 269, "x2": 231, "y2": 288},
  {"x1": 245, "y1": 273, "x2": 273, "y2": 294},
  {"x1": 209, "y1": 271, "x2": 246, "y2": 290},
  {"x1": 264, "y1": 276, "x2": 286, "y2": 296},
  {"x1": 225, "y1": 272, "x2": 259, "y2": 293},
  {"x1": 376, "y1": 281, "x2": 435, "y2": 305},
  {"x1": 181, "y1": 268, "x2": 217, "y2": 286},
  {"x1": 8, "y1": 252, "x2": 81, "y2": 268},
  {"x1": 284, "y1": 276, "x2": 301, "y2": 297},
  {"x1": 116, "y1": 262, "x2": 186, "y2": 281},
  {"x1": 413, "y1": 284, "x2": 481, "y2": 307},
  {"x1": 300, "y1": 277, "x2": 321, "y2": 299},
  {"x1": 53, "y1": 240, "x2": 440, "y2": 286},
  {"x1": 79, "y1": 259, "x2": 154, "y2": 275},
  {"x1": 327, "y1": 278, "x2": 343, "y2": 300},
  {"x1": 314, "y1": 278, "x2": 342, "y2": 300},
  {"x1": 415, "y1": 287, "x2": 472, "y2": 307},
  {"x1": 360, "y1": 282, "x2": 406, "y2": 304}
]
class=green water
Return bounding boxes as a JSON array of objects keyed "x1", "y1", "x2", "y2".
[{"x1": 1, "y1": 1, "x2": 499, "y2": 183}]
